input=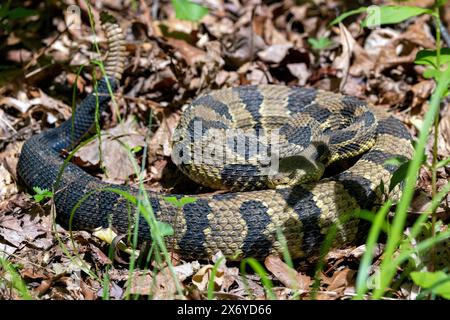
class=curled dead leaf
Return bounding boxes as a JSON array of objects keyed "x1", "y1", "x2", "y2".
[
  {"x1": 264, "y1": 255, "x2": 311, "y2": 291},
  {"x1": 192, "y1": 265, "x2": 224, "y2": 292}
]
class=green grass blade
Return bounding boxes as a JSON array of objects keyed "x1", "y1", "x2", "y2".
[
  {"x1": 240, "y1": 258, "x2": 276, "y2": 300},
  {"x1": 354, "y1": 201, "x2": 392, "y2": 299}
]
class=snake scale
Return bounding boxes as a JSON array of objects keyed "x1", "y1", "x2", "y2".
[{"x1": 17, "y1": 17, "x2": 414, "y2": 260}]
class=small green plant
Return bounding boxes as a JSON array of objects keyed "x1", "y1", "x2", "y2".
[
  {"x1": 308, "y1": 37, "x2": 334, "y2": 51},
  {"x1": 32, "y1": 187, "x2": 53, "y2": 203},
  {"x1": 163, "y1": 196, "x2": 197, "y2": 208},
  {"x1": 171, "y1": 0, "x2": 209, "y2": 22},
  {"x1": 415, "y1": 48, "x2": 450, "y2": 95},
  {"x1": 411, "y1": 271, "x2": 450, "y2": 299}
]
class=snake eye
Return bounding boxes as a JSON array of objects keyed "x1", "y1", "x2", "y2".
[{"x1": 273, "y1": 178, "x2": 283, "y2": 184}]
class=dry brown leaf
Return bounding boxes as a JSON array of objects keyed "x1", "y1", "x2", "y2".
[
  {"x1": 264, "y1": 17, "x2": 290, "y2": 45},
  {"x1": 99, "y1": 282, "x2": 123, "y2": 300},
  {"x1": 247, "y1": 67, "x2": 270, "y2": 85},
  {"x1": 80, "y1": 280, "x2": 96, "y2": 300},
  {"x1": 264, "y1": 255, "x2": 311, "y2": 291},
  {"x1": 0, "y1": 213, "x2": 47, "y2": 250},
  {"x1": 258, "y1": 43, "x2": 292, "y2": 64},
  {"x1": 129, "y1": 263, "x2": 195, "y2": 298},
  {"x1": 410, "y1": 80, "x2": 435, "y2": 109},
  {"x1": 363, "y1": 28, "x2": 400, "y2": 57},
  {"x1": 0, "y1": 163, "x2": 17, "y2": 202},
  {"x1": 148, "y1": 111, "x2": 180, "y2": 163},
  {"x1": 192, "y1": 264, "x2": 224, "y2": 292},
  {"x1": 410, "y1": 190, "x2": 433, "y2": 214},
  {"x1": 89, "y1": 244, "x2": 113, "y2": 265},
  {"x1": 376, "y1": 47, "x2": 419, "y2": 75},
  {"x1": 348, "y1": 244, "x2": 384, "y2": 260},
  {"x1": 0, "y1": 110, "x2": 16, "y2": 142},
  {"x1": 233, "y1": 275, "x2": 265, "y2": 298},
  {"x1": 223, "y1": 28, "x2": 266, "y2": 67},
  {"x1": 173, "y1": 261, "x2": 200, "y2": 282},
  {"x1": 75, "y1": 117, "x2": 146, "y2": 184},
  {"x1": 0, "y1": 96, "x2": 32, "y2": 113},
  {"x1": 154, "y1": 18, "x2": 196, "y2": 39},
  {"x1": 167, "y1": 38, "x2": 207, "y2": 66},
  {"x1": 128, "y1": 268, "x2": 181, "y2": 299},
  {"x1": 31, "y1": 89, "x2": 72, "y2": 121},
  {"x1": 368, "y1": 75, "x2": 410, "y2": 106},
  {"x1": 390, "y1": 0, "x2": 434, "y2": 7},
  {"x1": 401, "y1": 16, "x2": 435, "y2": 49},
  {"x1": 211, "y1": 251, "x2": 239, "y2": 291},
  {"x1": 198, "y1": 41, "x2": 225, "y2": 91},
  {"x1": 287, "y1": 63, "x2": 310, "y2": 86},
  {"x1": 438, "y1": 104, "x2": 450, "y2": 159},
  {"x1": 333, "y1": 24, "x2": 355, "y2": 90},
  {"x1": 128, "y1": 272, "x2": 153, "y2": 296},
  {"x1": 326, "y1": 269, "x2": 356, "y2": 293}
]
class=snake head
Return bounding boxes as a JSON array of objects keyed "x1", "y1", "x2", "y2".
[{"x1": 267, "y1": 141, "x2": 330, "y2": 189}]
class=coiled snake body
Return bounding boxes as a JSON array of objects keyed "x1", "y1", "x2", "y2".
[{"x1": 17, "y1": 18, "x2": 414, "y2": 260}]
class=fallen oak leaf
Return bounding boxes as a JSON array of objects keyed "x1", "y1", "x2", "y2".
[
  {"x1": 264, "y1": 255, "x2": 311, "y2": 291},
  {"x1": 326, "y1": 268, "x2": 356, "y2": 294},
  {"x1": 74, "y1": 117, "x2": 146, "y2": 184}
]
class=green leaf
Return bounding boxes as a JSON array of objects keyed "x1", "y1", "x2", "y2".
[
  {"x1": 171, "y1": 0, "x2": 209, "y2": 22},
  {"x1": 362, "y1": 6, "x2": 432, "y2": 28},
  {"x1": 411, "y1": 271, "x2": 450, "y2": 299},
  {"x1": 423, "y1": 68, "x2": 442, "y2": 80},
  {"x1": 131, "y1": 146, "x2": 142, "y2": 153},
  {"x1": 330, "y1": 7, "x2": 368, "y2": 26},
  {"x1": 6, "y1": 7, "x2": 38, "y2": 20},
  {"x1": 379, "y1": 178, "x2": 385, "y2": 195},
  {"x1": 386, "y1": 154, "x2": 426, "y2": 192},
  {"x1": 178, "y1": 196, "x2": 197, "y2": 207},
  {"x1": 415, "y1": 49, "x2": 450, "y2": 69},
  {"x1": 155, "y1": 221, "x2": 174, "y2": 237},
  {"x1": 308, "y1": 37, "x2": 334, "y2": 51},
  {"x1": 420, "y1": 65, "x2": 450, "y2": 97},
  {"x1": 386, "y1": 158, "x2": 411, "y2": 192},
  {"x1": 163, "y1": 196, "x2": 197, "y2": 208},
  {"x1": 32, "y1": 187, "x2": 53, "y2": 203},
  {"x1": 437, "y1": 0, "x2": 448, "y2": 6}
]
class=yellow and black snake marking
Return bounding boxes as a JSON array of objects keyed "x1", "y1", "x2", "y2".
[{"x1": 17, "y1": 15, "x2": 414, "y2": 260}]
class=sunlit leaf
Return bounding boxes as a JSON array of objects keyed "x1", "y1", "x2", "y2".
[
  {"x1": 415, "y1": 49, "x2": 450, "y2": 69},
  {"x1": 171, "y1": 0, "x2": 209, "y2": 22},
  {"x1": 411, "y1": 271, "x2": 450, "y2": 299},
  {"x1": 308, "y1": 37, "x2": 334, "y2": 50},
  {"x1": 32, "y1": 186, "x2": 53, "y2": 203},
  {"x1": 362, "y1": 6, "x2": 432, "y2": 28}
]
